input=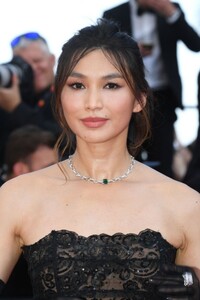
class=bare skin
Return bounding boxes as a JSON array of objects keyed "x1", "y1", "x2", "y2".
[{"x1": 0, "y1": 50, "x2": 200, "y2": 284}]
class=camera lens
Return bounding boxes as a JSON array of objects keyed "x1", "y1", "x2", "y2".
[{"x1": 0, "y1": 64, "x2": 22, "y2": 87}]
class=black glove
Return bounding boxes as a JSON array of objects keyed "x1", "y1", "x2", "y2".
[{"x1": 149, "y1": 264, "x2": 200, "y2": 299}]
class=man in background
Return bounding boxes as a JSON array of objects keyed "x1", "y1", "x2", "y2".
[
  {"x1": 103, "y1": 0, "x2": 200, "y2": 177},
  {"x1": 3, "y1": 125, "x2": 57, "y2": 181},
  {"x1": 0, "y1": 32, "x2": 61, "y2": 168}
]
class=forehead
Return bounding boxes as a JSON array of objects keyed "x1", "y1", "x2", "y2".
[{"x1": 72, "y1": 49, "x2": 120, "y2": 73}]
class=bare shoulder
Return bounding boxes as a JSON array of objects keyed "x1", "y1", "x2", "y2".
[
  {"x1": 0, "y1": 162, "x2": 64, "y2": 207},
  {"x1": 169, "y1": 179, "x2": 200, "y2": 216},
  {"x1": 135, "y1": 161, "x2": 200, "y2": 203},
  {"x1": 134, "y1": 162, "x2": 200, "y2": 237},
  {"x1": 167, "y1": 178, "x2": 200, "y2": 215}
]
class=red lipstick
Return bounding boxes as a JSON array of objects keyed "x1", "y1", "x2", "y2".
[{"x1": 81, "y1": 117, "x2": 108, "y2": 128}]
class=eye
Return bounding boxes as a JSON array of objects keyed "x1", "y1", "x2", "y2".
[
  {"x1": 69, "y1": 82, "x2": 85, "y2": 89},
  {"x1": 105, "y1": 82, "x2": 120, "y2": 89}
]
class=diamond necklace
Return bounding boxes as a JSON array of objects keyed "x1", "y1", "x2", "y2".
[{"x1": 67, "y1": 155, "x2": 135, "y2": 185}]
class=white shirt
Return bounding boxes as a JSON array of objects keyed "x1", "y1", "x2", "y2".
[{"x1": 129, "y1": 0, "x2": 171, "y2": 90}]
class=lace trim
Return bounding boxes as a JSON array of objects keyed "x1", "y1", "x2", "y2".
[{"x1": 22, "y1": 228, "x2": 176, "y2": 249}]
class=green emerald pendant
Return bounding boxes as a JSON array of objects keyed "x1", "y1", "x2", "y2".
[{"x1": 102, "y1": 179, "x2": 108, "y2": 184}]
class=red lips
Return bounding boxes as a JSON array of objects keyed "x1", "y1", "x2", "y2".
[{"x1": 81, "y1": 117, "x2": 108, "y2": 128}]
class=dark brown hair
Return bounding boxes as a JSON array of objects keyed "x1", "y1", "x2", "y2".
[
  {"x1": 54, "y1": 18, "x2": 153, "y2": 157},
  {"x1": 5, "y1": 125, "x2": 56, "y2": 174}
]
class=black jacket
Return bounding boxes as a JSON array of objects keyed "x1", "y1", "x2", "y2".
[{"x1": 103, "y1": 2, "x2": 200, "y2": 108}]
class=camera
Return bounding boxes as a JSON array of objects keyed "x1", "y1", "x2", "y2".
[{"x1": 0, "y1": 55, "x2": 34, "y2": 102}]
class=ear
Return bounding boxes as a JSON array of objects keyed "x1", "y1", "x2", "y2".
[
  {"x1": 12, "y1": 162, "x2": 30, "y2": 177},
  {"x1": 132, "y1": 93, "x2": 147, "y2": 113}
]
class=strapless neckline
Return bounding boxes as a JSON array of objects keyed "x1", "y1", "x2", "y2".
[{"x1": 22, "y1": 228, "x2": 177, "y2": 250}]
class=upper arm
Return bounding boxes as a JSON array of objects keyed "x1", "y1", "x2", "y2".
[
  {"x1": 0, "y1": 181, "x2": 23, "y2": 282},
  {"x1": 175, "y1": 188, "x2": 200, "y2": 279}
]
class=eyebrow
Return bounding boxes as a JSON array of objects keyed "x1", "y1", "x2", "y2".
[{"x1": 69, "y1": 72, "x2": 123, "y2": 80}]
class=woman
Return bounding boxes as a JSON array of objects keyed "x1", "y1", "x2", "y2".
[{"x1": 0, "y1": 19, "x2": 199, "y2": 299}]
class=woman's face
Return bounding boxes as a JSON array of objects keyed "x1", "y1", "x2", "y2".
[{"x1": 61, "y1": 49, "x2": 142, "y2": 144}]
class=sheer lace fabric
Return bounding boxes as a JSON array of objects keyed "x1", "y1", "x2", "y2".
[{"x1": 22, "y1": 229, "x2": 176, "y2": 299}]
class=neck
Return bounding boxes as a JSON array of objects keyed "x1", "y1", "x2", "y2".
[{"x1": 68, "y1": 151, "x2": 134, "y2": 184}]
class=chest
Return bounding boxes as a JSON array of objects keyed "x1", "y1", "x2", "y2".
[
  {"x1": 40, "y1": 181, "x2": 163, "y2": 224},
  {"x1": 21, "y1": 181, "x2": 180, "y2": 248}
]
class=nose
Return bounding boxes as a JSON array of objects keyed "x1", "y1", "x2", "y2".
[{"x1": 84, "y1": 87, "x2": 103, "y2": 110}]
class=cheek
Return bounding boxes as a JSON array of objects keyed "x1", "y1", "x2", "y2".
[
  {"x1": 61, "y1": 97, "x2": 77, "y2": 116},
  {"x1": 118, "y1": 107, "x2": 133, "y2": 126},
  {"x1": 113, "y1": 96, "x2": 135, "y2": 127},
  {"x1": 114, "y1": 94, "x2": 135, "y2": 116},
  {"x1": 60, "y1": 95, "x2": 79, "y2": 130},
  {"x1": 61, "y1": 90, "x2": 71, "y2": 113}
]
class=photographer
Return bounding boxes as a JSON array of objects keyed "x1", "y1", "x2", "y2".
[{"x1": 0, "y1": 32, "x2": 61, "y2": 167}]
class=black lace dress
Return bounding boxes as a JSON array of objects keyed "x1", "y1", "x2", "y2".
[{"x1": 22, "y1": 229, "x2": 177, "y2": 299}]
